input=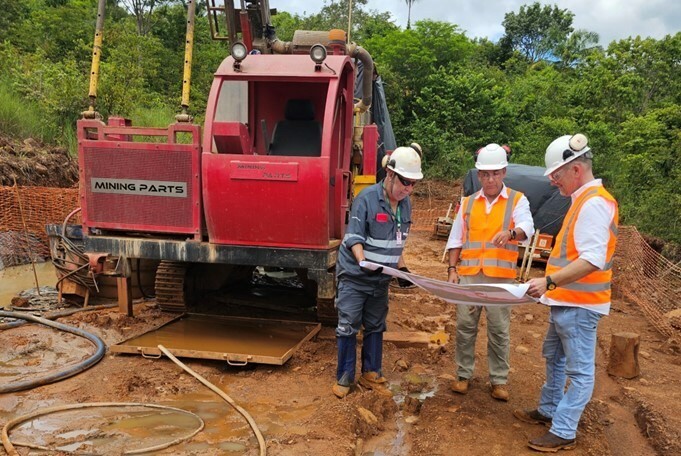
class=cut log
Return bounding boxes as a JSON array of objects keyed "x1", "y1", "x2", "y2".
[{"x1": 607, "y1": 332, "x2": 641, "y2": 379}]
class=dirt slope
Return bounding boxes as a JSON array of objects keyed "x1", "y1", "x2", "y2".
[{"x1": 0, "y1": 135, "x2": 78, "y2": 188}]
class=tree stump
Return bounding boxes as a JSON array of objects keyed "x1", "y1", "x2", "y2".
[{"x1": 607, "y1": 332, "x2": 641, "y2": 379}]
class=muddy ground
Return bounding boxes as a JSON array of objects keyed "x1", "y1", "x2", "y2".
[{"x1": 1, "y1": 186, "x2": 681, "y2": 455}]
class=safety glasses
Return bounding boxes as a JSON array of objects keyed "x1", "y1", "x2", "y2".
[
  {"x1": 396, "y1": 174, "x2": 417, "y2": 188},
  {"x1": 548, "y1": 167, "x2": 566, "y2": 182}
]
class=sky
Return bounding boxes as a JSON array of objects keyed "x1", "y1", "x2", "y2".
[{"x1": 273, "y1": 0, "x2": 681, "y2": 46}]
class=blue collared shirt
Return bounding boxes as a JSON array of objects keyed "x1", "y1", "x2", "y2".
[{"x1": 336, "y1": 181, "x2": 412, "y2": 286}]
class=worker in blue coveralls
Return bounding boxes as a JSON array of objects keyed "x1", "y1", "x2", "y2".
[{"x1": 332, "y1": 145, "x2": 423, "y2": 398}]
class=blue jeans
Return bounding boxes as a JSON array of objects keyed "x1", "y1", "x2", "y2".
[
  {"x1": 335, "y1": 279, "x2": 389, "y2": 383},
  {"x1": 538, "y1": 306, "x2": 602, "y2": 440}
]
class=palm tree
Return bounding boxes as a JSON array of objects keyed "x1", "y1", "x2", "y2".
[
  {"x1": 556, "y1": 30, "x2": 601, "y2": 67},
  {"x1": 405, "y1": 0, "x2": 420, "y2": 30}
]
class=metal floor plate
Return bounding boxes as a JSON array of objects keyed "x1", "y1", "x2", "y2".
[{"x1": 110, "y1": 313, "x2": 321, "y2": 365}]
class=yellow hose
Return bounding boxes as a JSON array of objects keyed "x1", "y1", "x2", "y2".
[{"x1": 158, "y1": 344, "x2": 267, "y2": 455}]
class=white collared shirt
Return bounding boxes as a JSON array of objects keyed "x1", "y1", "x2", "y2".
[{"x1": 445, "y1": 184, "x2": 535, "y2": 251}]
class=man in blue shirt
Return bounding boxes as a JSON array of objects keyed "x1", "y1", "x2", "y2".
[{"x1": 333, "y1": 145, "x2": 423, "y2": 398}]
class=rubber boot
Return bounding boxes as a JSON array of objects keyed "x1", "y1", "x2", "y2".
[
  {"x1": 359, "y1": 332, "x2": 392, "y2": 396},
  {"x1": 333, "y1": 336, "x2": 357, "y2": 398}
]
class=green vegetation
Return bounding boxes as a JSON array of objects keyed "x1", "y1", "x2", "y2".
[
  {"x1": 0, "y1": 80, "x2": 58, "y2": 143},
  {"x1": 0, "y1": 1, "x2": 679, "y2": 245}
]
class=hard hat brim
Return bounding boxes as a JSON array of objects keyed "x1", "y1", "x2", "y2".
[
  {"x1": 394, "y1": 170, "x2": 424, "y2": 180},
  {"x1": 475, "y1": 163, "x2": 507, "y2": 171},
  {"x1": 543, "y1": 148, "x2": 590, "y2": 176}
]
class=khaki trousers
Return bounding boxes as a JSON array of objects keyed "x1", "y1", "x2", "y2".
[{"x1": 456, "y1": 272, "x2": 513, "y2": 385}]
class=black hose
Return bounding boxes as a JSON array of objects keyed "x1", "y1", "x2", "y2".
[
  {"x1": 0, "y1": 310, "x2": 106, "y2": 393},
  {"x1": 0, "y1": 303, "x2": 119, "y2": 330},
  {"x1": 136, "y1": 258, "x2": 155, "y2": 299}
]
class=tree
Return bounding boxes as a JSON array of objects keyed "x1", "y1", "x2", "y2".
[
  {"x1": 555, "y1": 29, "x2": 600, "y2": 68},
  {"x1": 405, "y1": 0, "x2": 420, "y2": 30},
  {"x1": 0, "y1": 0, "x2": 29, "y2": 42},
  {"x1": 271, "y1": 11, "x2": 305, "y2": 42},
  {"x1": 297, "y1": 0, "x2": 395, "y2": 43},
  {"x1": 573, "y1": 34, "x2": 681, "y2": 123},
  {"x1": 119, "y1": 0, "x2": 171, "y2": 35},
  {"x1": 610, "y1": 106, "x2": 681, "y2": 242},
  {"x1": 363, "y1": 20, "x2": 474, "y2": 143},
  {"x1": 501, "y1": 2, "x2": 574, "y2": 62}
]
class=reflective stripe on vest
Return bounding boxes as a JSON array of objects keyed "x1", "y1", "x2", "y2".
[
  {"x1": 459, "y1": 189, "x2": 522, "y2": 278},
  {"x1": 545, "y1": 185, "x2": 619, "y2": 305}
]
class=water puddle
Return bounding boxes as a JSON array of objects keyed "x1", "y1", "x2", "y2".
[
  {"x1": 155, "y1": 380, "x2": 319, "y2": 453},
  {"x1": 10, "y1": 406, "x2": 204, "y2": 454},
  {"x1": 0, "y1": 262, "x2": 56, "y2": 308}
]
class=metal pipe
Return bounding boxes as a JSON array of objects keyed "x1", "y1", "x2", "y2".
[
  {"x1": 84, "y1": 0, "x2": 106, "y2": 118},
  {"x1": 347, "y1": 0, "x2": 353, "y2": 43},
  {"x1": 270, "y1": 38, "x2": 292, "y2": 54},
  {"x1": 177, "y1": 0, "x2": 197, "y2": 122},
  {"x1": 347, "y1": 43, "x2": 374, "y2": 112}
]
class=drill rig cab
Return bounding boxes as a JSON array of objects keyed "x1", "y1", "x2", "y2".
[{"x1": 76, "y1": 0, "x2": 387, "y2": 324}]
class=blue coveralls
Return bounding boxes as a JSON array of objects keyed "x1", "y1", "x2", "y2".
[{"x1": 335, "y1": 181, "x2": 412, "y2": 386}]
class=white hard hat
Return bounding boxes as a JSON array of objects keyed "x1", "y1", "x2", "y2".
[
  {"x1": 387, "y1": 146, "x2": 424, "y2": 180},
  {"x1": 475, "y1": 143, "x2": 508, "y2": 170},
  {"x1": 544, "y1": 134, "x2": 591, "y2": 176}
]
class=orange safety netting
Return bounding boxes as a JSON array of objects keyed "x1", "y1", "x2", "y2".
[
  {"x1": 411, "y1": 208, "x2": 447, "y2": 232},
  {"x1": 612, "y1": 226, "x2": 681, "y2": 339},
  {"x1": 0, "y1": 185, "x2": 79, "y2": 268}
]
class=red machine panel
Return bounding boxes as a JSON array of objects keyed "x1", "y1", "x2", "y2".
[
  {"x1": 203, "y1": 153, "x2": 330, "y2": 249},
  {"x1": 78, "y1": 119, "x2": 202, "y2": 239}
]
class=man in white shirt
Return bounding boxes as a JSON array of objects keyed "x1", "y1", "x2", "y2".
[
  {"x1": 516, "y1": 134, "x2": 619, "y2": 453},
  {"x1": 446, "y1": 144, "x2": 535, "y2": 401}
]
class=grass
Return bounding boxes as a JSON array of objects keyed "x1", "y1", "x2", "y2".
[
  {"x1": 0, "y1": 80, "x2": 57, "y2": 144},
  {"x1": 124, "y1": 103, "x2": 200, "y2": 144},
  {"x1": 0, "y1": 81, "x2": 199, "y2": 152}
]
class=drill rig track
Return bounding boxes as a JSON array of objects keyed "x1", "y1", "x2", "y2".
[{"x1": 155, "y1": 261, "x2": 191, "y2": 313}]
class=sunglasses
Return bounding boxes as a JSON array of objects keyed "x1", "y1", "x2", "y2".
[
  {"x1": 396, "y1": 174, "x2": 417, "y2": 187},
  {"x1": 562, "y1": 148, "x2": 593, "y2": 160}
]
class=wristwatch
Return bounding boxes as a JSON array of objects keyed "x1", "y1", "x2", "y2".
[
  {"x1": 546, "y1": 275, "x2": 557, "y2": 291},
  {"x1": 509, "y1": 229, "x2": 517, "y2": 240}
]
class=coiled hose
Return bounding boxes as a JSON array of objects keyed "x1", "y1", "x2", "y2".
[
  {"x1": 0, "y1": 310, "x2": 106, "y2": 393},
  {"x1": 2, "y1": 402, "x2": 204, "y2": 456}
]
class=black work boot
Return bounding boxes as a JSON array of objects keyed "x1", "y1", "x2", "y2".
[
  {"x1": 527, "y1": 431, "x2": 576, "y2": 452},
  {"x1": 513, "y1": 409, "x2": 552, "y2": 426}
]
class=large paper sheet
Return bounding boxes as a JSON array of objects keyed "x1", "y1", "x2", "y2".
[{"x1": 360, "y1": 261, "x2": 537, "y2": 306}]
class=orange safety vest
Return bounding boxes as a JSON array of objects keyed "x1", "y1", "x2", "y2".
[
  {"x1": 545, "y1": 185, "x2": 619, "y2": 305},
  {"x1": 459, "y1": 189, "x2": 522, "y2": 279}
]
